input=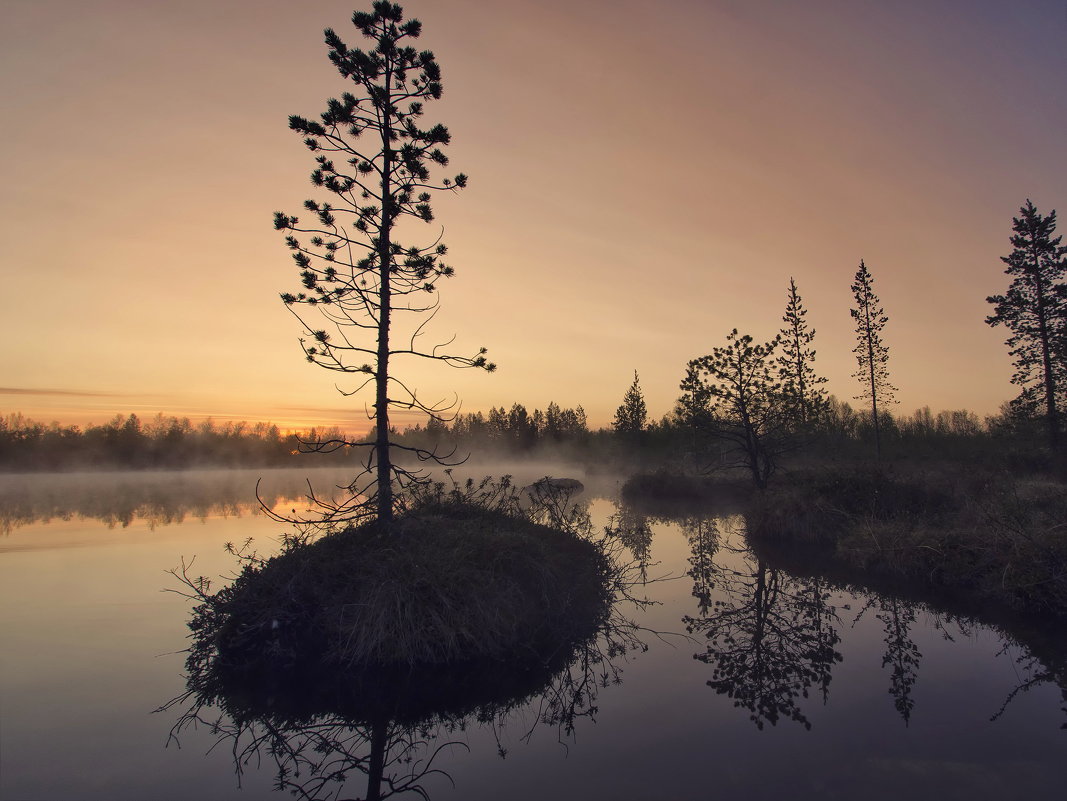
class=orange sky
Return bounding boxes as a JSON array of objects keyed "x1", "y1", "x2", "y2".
[{"x1": 2, "y1": 0, "x2": 1065, "y2": 433}]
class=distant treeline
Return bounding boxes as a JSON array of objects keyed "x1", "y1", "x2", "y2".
[
  {"x1": 0, "y1": 413, "x2": 356, "y2": 471},
  {"x1": 0, "y1": 398, "x2": 1044, "y2": 472},
  {"x1": 394, "y1": 402, "x2": 590, "y2": 451},
  {"x1": 393, "y1": 397, "x2": 1042, "y2": 469}
]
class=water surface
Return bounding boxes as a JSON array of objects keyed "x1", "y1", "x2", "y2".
[{"x1": 0, "y1": 467, "x2": 1063, "y2": 800}]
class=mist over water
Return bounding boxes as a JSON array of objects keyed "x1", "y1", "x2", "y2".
[
  {"x1": 0, "y1": 459, "x2": 618, "y2": 535},
  {"x1": 0, "y1": 467, "x2": 363, "y2": 535}
]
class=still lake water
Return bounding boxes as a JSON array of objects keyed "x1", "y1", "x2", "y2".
[{"x1": 1, "y1": 466, "x2": 1064, "y2": 800}]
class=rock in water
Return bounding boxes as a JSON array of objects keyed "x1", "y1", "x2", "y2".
[{"x1": 525, "y1": 477, "x2": 585, "y2": 494}]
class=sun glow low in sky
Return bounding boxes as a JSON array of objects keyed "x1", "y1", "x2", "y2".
[{"x1": 2, "y1": 0, "x2": 1065, "y2": 433}]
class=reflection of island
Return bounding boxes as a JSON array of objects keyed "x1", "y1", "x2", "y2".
[
  {"x1": 165, "y1": 633, "x2": 630, "y2": 799},
  {"x1": 684, "y1": 518, "x2": 842, "y2": 730},
  {"x1": 0, "y1": 468, "x2": 358, "y2": 533},
  {"x1": 164, "y1": 592, "x2": 644, "y2": 800}
]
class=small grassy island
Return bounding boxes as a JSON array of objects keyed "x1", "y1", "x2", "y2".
[
  {"x1": 194, "y1": 500, "x2": 612, "y2": 677},
  {"x1": 171, "y1": 490, "x2": 623, "y2": 801}
]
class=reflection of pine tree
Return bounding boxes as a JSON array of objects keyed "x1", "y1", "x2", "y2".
[
  {"x1": 684, "y1": 534, "x2": 842, "y2": 730},
  {"x1": 166, "y1": 588, "x2": 648, "y2": 801}
]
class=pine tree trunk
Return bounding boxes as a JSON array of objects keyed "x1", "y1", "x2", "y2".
[
  {"x1": 375, "y1": 69, "x2": 395, "y2": 526},
  {"x1": 1031, "y1": 258, "x2": 1060, "y2": 451}
]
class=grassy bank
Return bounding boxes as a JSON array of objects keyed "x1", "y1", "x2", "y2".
[
  {"x1": 619, "y1": 464, "x2": 1067, "y2": 618},
  {"x1": 748, "y1": 467, "x2": 1067, "y2": 618}
]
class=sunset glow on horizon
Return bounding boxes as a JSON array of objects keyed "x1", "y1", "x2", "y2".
[{"x1": 3, "y1": 0, "x2": 1065, "y2": 432}]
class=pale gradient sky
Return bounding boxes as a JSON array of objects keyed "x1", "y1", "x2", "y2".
[{"x1": 2, "y1": 0, "x2": 1065, "y2": 432}]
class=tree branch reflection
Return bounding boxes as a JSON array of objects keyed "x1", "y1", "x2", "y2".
[{"x1": 684, "y1": 517, "x2": 842, "y2": 729}]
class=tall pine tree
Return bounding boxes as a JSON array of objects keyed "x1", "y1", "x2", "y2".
[
  {"x1": 985, "y1": 200, "x2": 1067, "y2": 451},
  {"x1": 275, "y1": 3, "x2": 493, "y2": 526},
  {"x1": 777, "y1": 278, "x2": 828, "y2": 427},
  {"x1": 850, "y1": 261, "x2": 896, "y2": 458}
]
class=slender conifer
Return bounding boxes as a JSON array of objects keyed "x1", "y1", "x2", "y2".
[
  {"x1": 777, "y1": 278, "x2": 828, "y2": 427},
  {"x1": 850, "y1": 261, "x2": 896, "y2": 458}
]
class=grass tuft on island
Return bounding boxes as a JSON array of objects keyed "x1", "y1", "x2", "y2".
[{"x1": 191, "y1": 501, "x2": 613, "y2": 675}]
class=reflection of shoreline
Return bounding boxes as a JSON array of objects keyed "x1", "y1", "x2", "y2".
[
  {"x1": 617, "y1": 494, "x2": 1067, "y2": 730},
  {"x1": 0, "y1": 467, "x2": 361, "y2": 534},
  {"x1": 746, "y1": 534, "x2": 1067, "y2": 729}
]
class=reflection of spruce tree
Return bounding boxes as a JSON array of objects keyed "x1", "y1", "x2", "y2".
[
  {"x1": 684, "y1": 518, "x2": 720, "y2": 616},
  {"x1": 684, "y1": 533, "x2": 842, "y2": 729},
  {"x1": 854, "y1": 595, "x2": 921, "y2": 726},
  {"x1": 879, "y1": 597, "x2": 920, "y2": 726},
  {"x1": 607, "y1": 506, "x2": 654, "y2": 570}
]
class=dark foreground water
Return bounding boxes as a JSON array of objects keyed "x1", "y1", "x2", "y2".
[{"x1": 1, "y1": 467, "x2": 1064, "y2": 800}]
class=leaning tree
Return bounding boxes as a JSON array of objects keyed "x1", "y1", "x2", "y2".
[
  {"x1": 275, "y1": 2, "x2": 493, "y2": 525},
  {"x1": 850, "y1": 261, "x2": 896, "y2": 458},
  {"x1": 986, "y1": 200, "x2": 1067, "y2": 452}
]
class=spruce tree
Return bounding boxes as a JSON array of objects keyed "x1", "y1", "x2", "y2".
[
  {"x1": 275, "y1": 3, "x2": 493, "y2": 525},
  {"x1": 985, "y1": 200, "x2": 1067, "y2": 451},
  {"x1": 776, "y1": 278, "x2": 828, "y2": 427},
  {"x1": 850, "y1": 261, "x2": 896, "y2": 458},
  {"x1": 613, "y1": 371, "x2": 648, "y2": 435}
]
